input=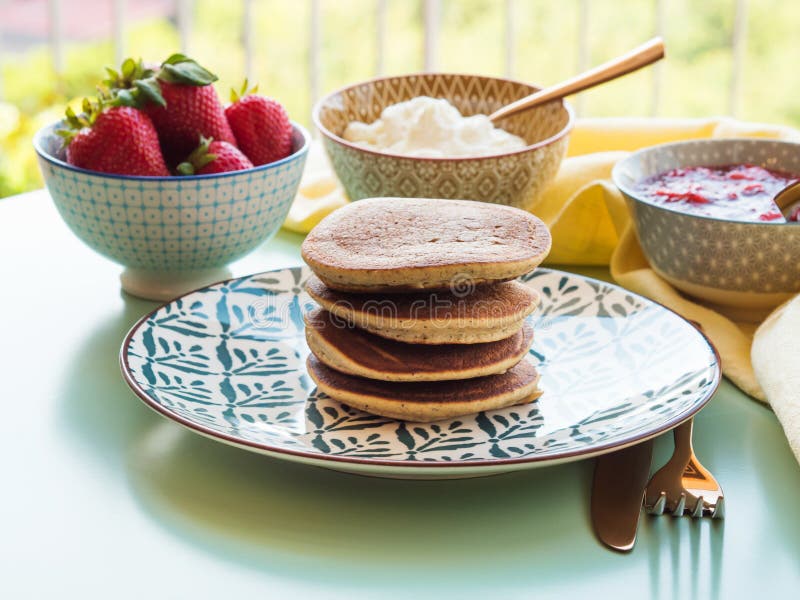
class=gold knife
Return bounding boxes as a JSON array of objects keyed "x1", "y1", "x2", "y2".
[{"x1": 591, "y1": 439, "x2": 654, "y2": 552}]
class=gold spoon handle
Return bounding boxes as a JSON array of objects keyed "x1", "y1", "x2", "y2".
[
  {"x1": 489, "y1": 37, "x2": 665, "y2": 122},
  {"x1": 773, "y1": 179, "x2": 800, "y2": 219}
]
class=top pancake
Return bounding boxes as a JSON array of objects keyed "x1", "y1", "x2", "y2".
[{"x1": 301, "y1": 197, "x2": 552, "y2": 293}]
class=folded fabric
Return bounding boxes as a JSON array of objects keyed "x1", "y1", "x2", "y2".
[
  {"x1": 566, "y1": 116, "x2": 800, "y2": 156},
  {"x1": 282, "y1": 116, "x2": 799, "y2": 463},
  {"x1": 752, "y1": 297, "x2": 800, "y2": 463}
]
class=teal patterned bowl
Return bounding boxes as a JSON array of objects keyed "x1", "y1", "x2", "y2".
[
  {"x1": 613, "y1": 138, "x2": 800, "y2": 321},
  {"x1": 34, "y1": 121, "x2": 309, "y2": 300}
]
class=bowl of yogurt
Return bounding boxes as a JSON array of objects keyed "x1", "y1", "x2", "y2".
[
  {"x1": 313, "y1": 73, "x2": 574, "y2": 210},
  {"x1": 613, "y1": 138, "x2": 800, "y2": 319}
]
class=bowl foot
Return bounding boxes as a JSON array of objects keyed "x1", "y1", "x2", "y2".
[{"x1": 120, "y1": 267, "x2": 232, "y2": 301}]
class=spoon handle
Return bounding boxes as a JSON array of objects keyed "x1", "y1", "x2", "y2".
[{"x1": 489, "y1": 37, "x2": 665, "y2": 122}]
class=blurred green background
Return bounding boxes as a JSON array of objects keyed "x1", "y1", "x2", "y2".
[{"x1": 1, "y1": 0, "x2": 797, "y2": 198}]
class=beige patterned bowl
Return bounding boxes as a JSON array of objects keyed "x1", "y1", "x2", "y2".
[
  {"x1": 312, "y1": 73, "x2": 573, "y2": 210},
  {"x1": 613, "y1": 138, "x2": 800, "y2": 321}
]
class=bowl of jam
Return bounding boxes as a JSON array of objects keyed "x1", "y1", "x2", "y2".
[{"x1": 613, "y1": 138, "x2": 800, "y2": 320}]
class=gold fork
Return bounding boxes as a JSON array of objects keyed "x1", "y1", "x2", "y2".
[{"x1": 644, "y1": 418, "x2": 725, "y2": 518}]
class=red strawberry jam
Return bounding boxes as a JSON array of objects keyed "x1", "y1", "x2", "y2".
[{"x1": 634, "y1": 164, "x2": 800, "y2": 223}]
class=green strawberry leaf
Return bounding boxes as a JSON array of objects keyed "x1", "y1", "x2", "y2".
[
  {"x1": 195, "y1": 151, "x2": 218, "y2": 169},
  {"x1": 114, "y1": 89, "x2": 137, "y2": 107},
  {"x1": 159, "y1": 53, "x2": 217, "y2": 86},
  {"x1": 101, "y1": 57, "x2": 161, "y2": 111},
  {"x1": 55, "y1": 126, "x2": 77, "y2": 148},
  {"x1": 162, "y1": 53, "x2": 191, "y2": 65},
  {"x1": 134, "y1": 77, "x2": 166, "y2": 107},
  {"x1": 176, "y1": 135, "x2": 218, "y2": 174},
  {"x1": 176, "y1": 152, "x2": 219, "y2": 174},
  {"x1": 230, "y1": 78, "x2": 258, "y2": 103},
  {"x1": 175, "y1": 162, "x2": 196, "y2": 175},
  {"x1": 64, "y1": 106, "x2": 88, "y2": 128},
  {"x1": 121, "y1": 57, "x2": 137, "y2": 79},
  {"x1": 59, "y1": 98, "x2": 102, "y2": 146},
  {"x1": 160, "y1": 62, "x2": 218, "y2": 85}
]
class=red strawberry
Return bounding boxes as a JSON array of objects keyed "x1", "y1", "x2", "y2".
[
  {"x1": 147, "y1": 80, "x2": 237, "y2": 166},
  {"x1": 225, "y1": 80, "x2": 293, "y2": 166},
  {"x1": 104, "y1": 54, "x2": 237, "y2": 166},
  {"x1": 176, "y1": 136, "x2": 253, "y2": 175},
  {"x1": 60, "y1": 101, "x2": 169, "y2": 176}
]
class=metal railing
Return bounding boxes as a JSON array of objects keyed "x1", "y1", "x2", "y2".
[{"x1": 6, "y1": 0, "x2": 750, "y2": 117}]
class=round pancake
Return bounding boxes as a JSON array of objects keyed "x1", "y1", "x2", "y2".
[
  {"x1": 305, "y1": 275, "x2": 539, "y2": 345},
  {"x1": 301, "y1": 197, "x2": 552, "y2": 293},
  {"x1": 306, "y1": 355, "x2": 542, "y2": 423},
  {"x1": 305, "y1": 308, "x2": 534, "y2": 382}
]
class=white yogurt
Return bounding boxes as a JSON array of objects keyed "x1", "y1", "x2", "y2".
[{"x1": 342, "y1": 96, "x2": 527, "y2": 158}]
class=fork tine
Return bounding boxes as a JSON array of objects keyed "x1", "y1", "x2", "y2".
[
  {"x1": 691, "y1": 496, "x2": 705, "y2": 518},
  {"x1": 643, "y1": 418, "x2": 724, "y2": 522},
  {"x1": 649, "y1": 492, "x2": 667, "y2": 515},
  {"x1": 673, "y1": 493, "x2": 686, "y2": 517},
  {"x1": 712, "y1": 496, "x2": 725, "y2": 519}
]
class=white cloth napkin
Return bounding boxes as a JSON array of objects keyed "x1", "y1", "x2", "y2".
[{"x1": 752, "y1": 297, "x2": 800, "y2": 463}]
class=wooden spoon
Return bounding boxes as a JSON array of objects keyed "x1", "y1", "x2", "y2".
[
  {"x1": 773, "y1": 179, "x2": 800, "y2": 221},
  {"x1": 489, "y1": 37, "x2": 665, "y2": 123}
]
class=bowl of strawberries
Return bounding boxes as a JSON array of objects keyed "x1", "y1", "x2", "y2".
[{"x1": 33, "y1": 54, "x2": 309, "y2": 301}]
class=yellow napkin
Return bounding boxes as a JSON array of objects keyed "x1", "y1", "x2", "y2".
[{"x1": 282, "y1": 117, "x2": 799, "y2": 458}]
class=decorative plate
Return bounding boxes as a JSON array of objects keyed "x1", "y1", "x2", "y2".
[{"x1": 120, "y1": 267, "x2": 720, "y2": 479}]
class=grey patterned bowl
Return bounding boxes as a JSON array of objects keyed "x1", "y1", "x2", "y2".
[
  {"x1": 34, "y1": 121, "x2": 309, "y2": 301},
  {"x1": 313, "y1": 73, "x2": 574, "y2": 210},
  {"x1": 613, "y1": 138, "x2": 800, "y2": 320}
]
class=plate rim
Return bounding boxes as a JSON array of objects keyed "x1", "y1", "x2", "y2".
[{"x1": 119, "y1": 266, "x2": 722, "y2": 471}]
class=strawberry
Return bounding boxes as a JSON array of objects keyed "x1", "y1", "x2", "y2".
[
  {"x1": 59, "y1": 99, "x2": 169, "y2": 176},
  {"x1": 176, "y1": 136, "x2": 253, "y2": 175},
  {"x1": 147, "y1": 81, "x2": 237, "y2": 166},
  {"x1": 104, "y1": 54, "x2": 237, "y2": 166},
  {"x1": 225, "y1": 80, "x2": 293, "y2": 166}
]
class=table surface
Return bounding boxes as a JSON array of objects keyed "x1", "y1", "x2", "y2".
[{"x1": 2, "y1": 190, "x2": 799, "y2": 599}]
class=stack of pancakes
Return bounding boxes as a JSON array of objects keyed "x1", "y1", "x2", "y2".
[{"x1": 301, "y1": 197, "x2": 552, "y2": 422}]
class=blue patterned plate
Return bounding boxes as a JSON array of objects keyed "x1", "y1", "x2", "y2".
[{"x1": 120, "y1": 267, "x2": 720, "y2": 479}]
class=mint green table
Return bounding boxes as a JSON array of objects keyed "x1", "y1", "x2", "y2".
[{"x1": 2, "y1": 191, "x2": 799, "y2": 599}]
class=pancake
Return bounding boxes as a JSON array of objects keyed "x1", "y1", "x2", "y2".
[
  {"x1": 301, "y1": 197, "x2": 552, "y2": 293},
  {"x1": 305, "y1": 275, "x2": 539, "y2": 344},
  {"x1": 307, "y1": 355, "x2": 542, "y2": 422},
  {"x1": 305, "y1": 308, "x2": 534, "y2": 382}
]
